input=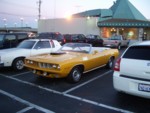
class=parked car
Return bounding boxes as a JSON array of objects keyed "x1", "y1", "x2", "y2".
[
  {"x1": 86, "y1": 34, "x2": 103, "y2": 47},
  {"x1": 113, "y1": 41, "x2": 150, "y2": 99},
  {"x1": 37, "y1": 32, "x2": 66, "y2": 45},
  {"x1": 0, "y1": 39, "x2": 61, "y2": 71},
  {"x1": 63, "y1": 34, "x2": 87, "y2": 43},
  {"x1": 0, "y1": 32, "x2": 30, "y2": 49},
  {"x1": 24, "y1": 43, "x2": 119, "y2": 83},
  {"x1": 103, "y1": 35, "x2": 129, "y2": 49}
]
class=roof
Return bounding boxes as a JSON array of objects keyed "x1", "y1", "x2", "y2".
[
  {"x1": 138, "y1": 41, "x2": 150, "y2": 46},
  {"x1": 98, "y1": 0, "x2": 150, "y2": 27},
  {"x1": 73, "y1": 9, "x2": 101, "y2": 17},
  {"x1": 100, "y1": 9, "x2": 113, "y2": 18},
  {"x1": 110, "y1": 0, "x2": 147, "y2": 21},
  {"x1": 72, "y1": 0, "x2": 150, "y2": 27}
]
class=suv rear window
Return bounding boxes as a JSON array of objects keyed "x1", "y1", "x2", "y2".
[{"x1": 123, "y1": 46, "x2": 150, "y2": 60}]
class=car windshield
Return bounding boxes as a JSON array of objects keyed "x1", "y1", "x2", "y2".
[
  {"x1": 17, "y1": 40, "x2": 36, "y2": 49},
  {"x1": 59, "y1": 43, "x2": 91, "y2": 53}
]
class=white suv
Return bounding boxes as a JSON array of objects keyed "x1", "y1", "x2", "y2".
[{"x1": 113, "y1": 41, "x2": 150, "y2": 99}]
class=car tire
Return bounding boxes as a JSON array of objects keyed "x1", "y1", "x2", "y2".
[
  {"x1": 67, "y1": 66, "x2": 82, "y2": 83},
  {"x1": 106, "y1": 57, "x2": 114, "y2": 69},
  {"x1": 12, "y1": 58, "x2": 24, "y2": 71}
]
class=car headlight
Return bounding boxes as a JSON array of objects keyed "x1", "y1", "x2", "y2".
[
  {"x1": 26, "y1": 60, "x2": 33, "y2": 64},
  {"x1": 52, "y1": 64, "x2": 60, "y2": 69},
  {"x1": 38, "y1": 62, "x2": 60, "y2": 70}
]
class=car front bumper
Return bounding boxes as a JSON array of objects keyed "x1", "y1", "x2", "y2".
[{"x1": 24, "y1": 64, "x2": 70, "y2": 78}]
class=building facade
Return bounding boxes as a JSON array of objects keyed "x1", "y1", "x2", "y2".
[
  {"x1": 38, "y1": 17, "x2": 99, "y2": 35},
  {"x1": 38, "y1": 0, "x2": 150, "y2": 40}
]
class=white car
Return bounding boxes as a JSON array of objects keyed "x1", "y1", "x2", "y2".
[
  {"x1": 113, "y1": 41, "x2": 150, "y2": 99},
  {"x1": 0, "y1": 39, "x2": 61, "y2": 71}
]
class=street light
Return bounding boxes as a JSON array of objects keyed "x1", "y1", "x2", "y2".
[
  {"x1": 14, "y1": 23, "x2": 17, "y2": 27},
  {"x1": 3, "y1": 18, "x2": 7, "y2": 28},
  {"x1": 4, "y1": 24, "x2": 7, "y2": 28},
  {"x1": 20, "y1": 17, "x2": 24, "y2": 28},
  {"x1": 35, "y1": 19, "x2": 38, "y2": 28}
]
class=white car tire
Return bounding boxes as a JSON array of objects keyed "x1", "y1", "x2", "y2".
[{"x1": 12, "y1": 58, "x2": 24, "y2": 71}]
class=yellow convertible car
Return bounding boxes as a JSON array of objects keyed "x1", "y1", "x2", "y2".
[{"x1": 24, "y1": 43, "x2": 119, "y2": 83}]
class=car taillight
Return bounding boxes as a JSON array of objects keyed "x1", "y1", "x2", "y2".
[
  {"x1": 114, "y1": 58, "x2": 121, "y2": 71},
  {"x1": 63, "y1": 38, "x2": 66, "y2": 43}
]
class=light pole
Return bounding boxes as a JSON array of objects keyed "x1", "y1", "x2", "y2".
[{"x1": 20, "y1": 18, "x2": 24, "y2": 28}]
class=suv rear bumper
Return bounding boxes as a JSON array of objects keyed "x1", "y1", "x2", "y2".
[{"x1": 113, "y1": 71, "x2": 150, "y2": 99}]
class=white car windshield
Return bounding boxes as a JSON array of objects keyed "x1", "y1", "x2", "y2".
[
  {"x1": 17, "y1": 41, "x2": 36, "y2": 49},
  {"x1": 59, "y1": 43, "x2": 91, "y2": 53}
]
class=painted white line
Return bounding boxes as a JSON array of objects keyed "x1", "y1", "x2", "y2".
[
  {"x1": 16, "y1": 107, "x2": 33, "y2": 113},
  {"x1": 0, "y1": 89, "x2": 55, "y2": 113},
  {"x1": 11, "y1": 71, "x2": 31, "y2": 77},
  {"x1": 0, "y1": 73, "x2": 133, "y2": 113},
  {"x1": 63, "y1": 70, "x2": 112, "y2": 94},
  {"x1": 65, "y1": 94, "x2": 133, "y2": 113}
]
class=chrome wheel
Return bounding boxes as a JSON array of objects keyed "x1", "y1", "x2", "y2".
[
  {"x1": 72, "y1": 68, "x2": 81, "y2": 82},
  {"x1": 13, "y1": 58, "x2": 24, "y2": 71},
  {"x1": 67, "y1": 67, "x2": 82, "y2": 83}
]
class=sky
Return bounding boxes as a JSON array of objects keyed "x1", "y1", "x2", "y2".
[{"x1": 0, "y1": 0, "x2": 150, "y2": 28}]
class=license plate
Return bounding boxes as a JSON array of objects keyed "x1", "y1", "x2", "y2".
[{"x1": 138, "y1": 83, "x2": 150, "y2": 92}]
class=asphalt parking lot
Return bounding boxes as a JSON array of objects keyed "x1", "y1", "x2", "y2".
[{"x1": 0, "y1": 48, "x2": 150, "y2": 113}]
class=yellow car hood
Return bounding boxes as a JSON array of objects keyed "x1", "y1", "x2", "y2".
[{"x1": 28, "y1": 52, "x2": 86, "y2": 64}]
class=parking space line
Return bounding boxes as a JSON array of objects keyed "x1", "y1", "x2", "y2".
[
  {"x1": 0, "y1": 73, "x2": 133, "y2": 113},
  {"x1": 11, "y1": 71, "x2": 31, "y2": 77},
  {"x1": 63, "y1": 70, "x2": 112, "y2": 94},
  {"x1": 16, "y1": 106, "x2": 33, "y2": 113},
  {"x1": 64, "y1": 93, "x2": 133, "y2": 113},
  {"x1": 0, "y1": 73, "x2": 62, "y2": 95},
  {"x1": 0, "y1": 89, "x2": 55, "y2": 113}
]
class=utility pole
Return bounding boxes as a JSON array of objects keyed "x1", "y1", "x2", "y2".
[{"x1": 37, "y1": 0, "x2": 42, "y2": 20}]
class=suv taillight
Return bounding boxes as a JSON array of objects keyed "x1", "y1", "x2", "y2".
[{"x1": 114, "y1": 58, "x2": 121, "y2": 71}]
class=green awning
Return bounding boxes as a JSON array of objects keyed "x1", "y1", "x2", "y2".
[{"x1": 97, "y1": 19, "x2": 150, "y2": 28}]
